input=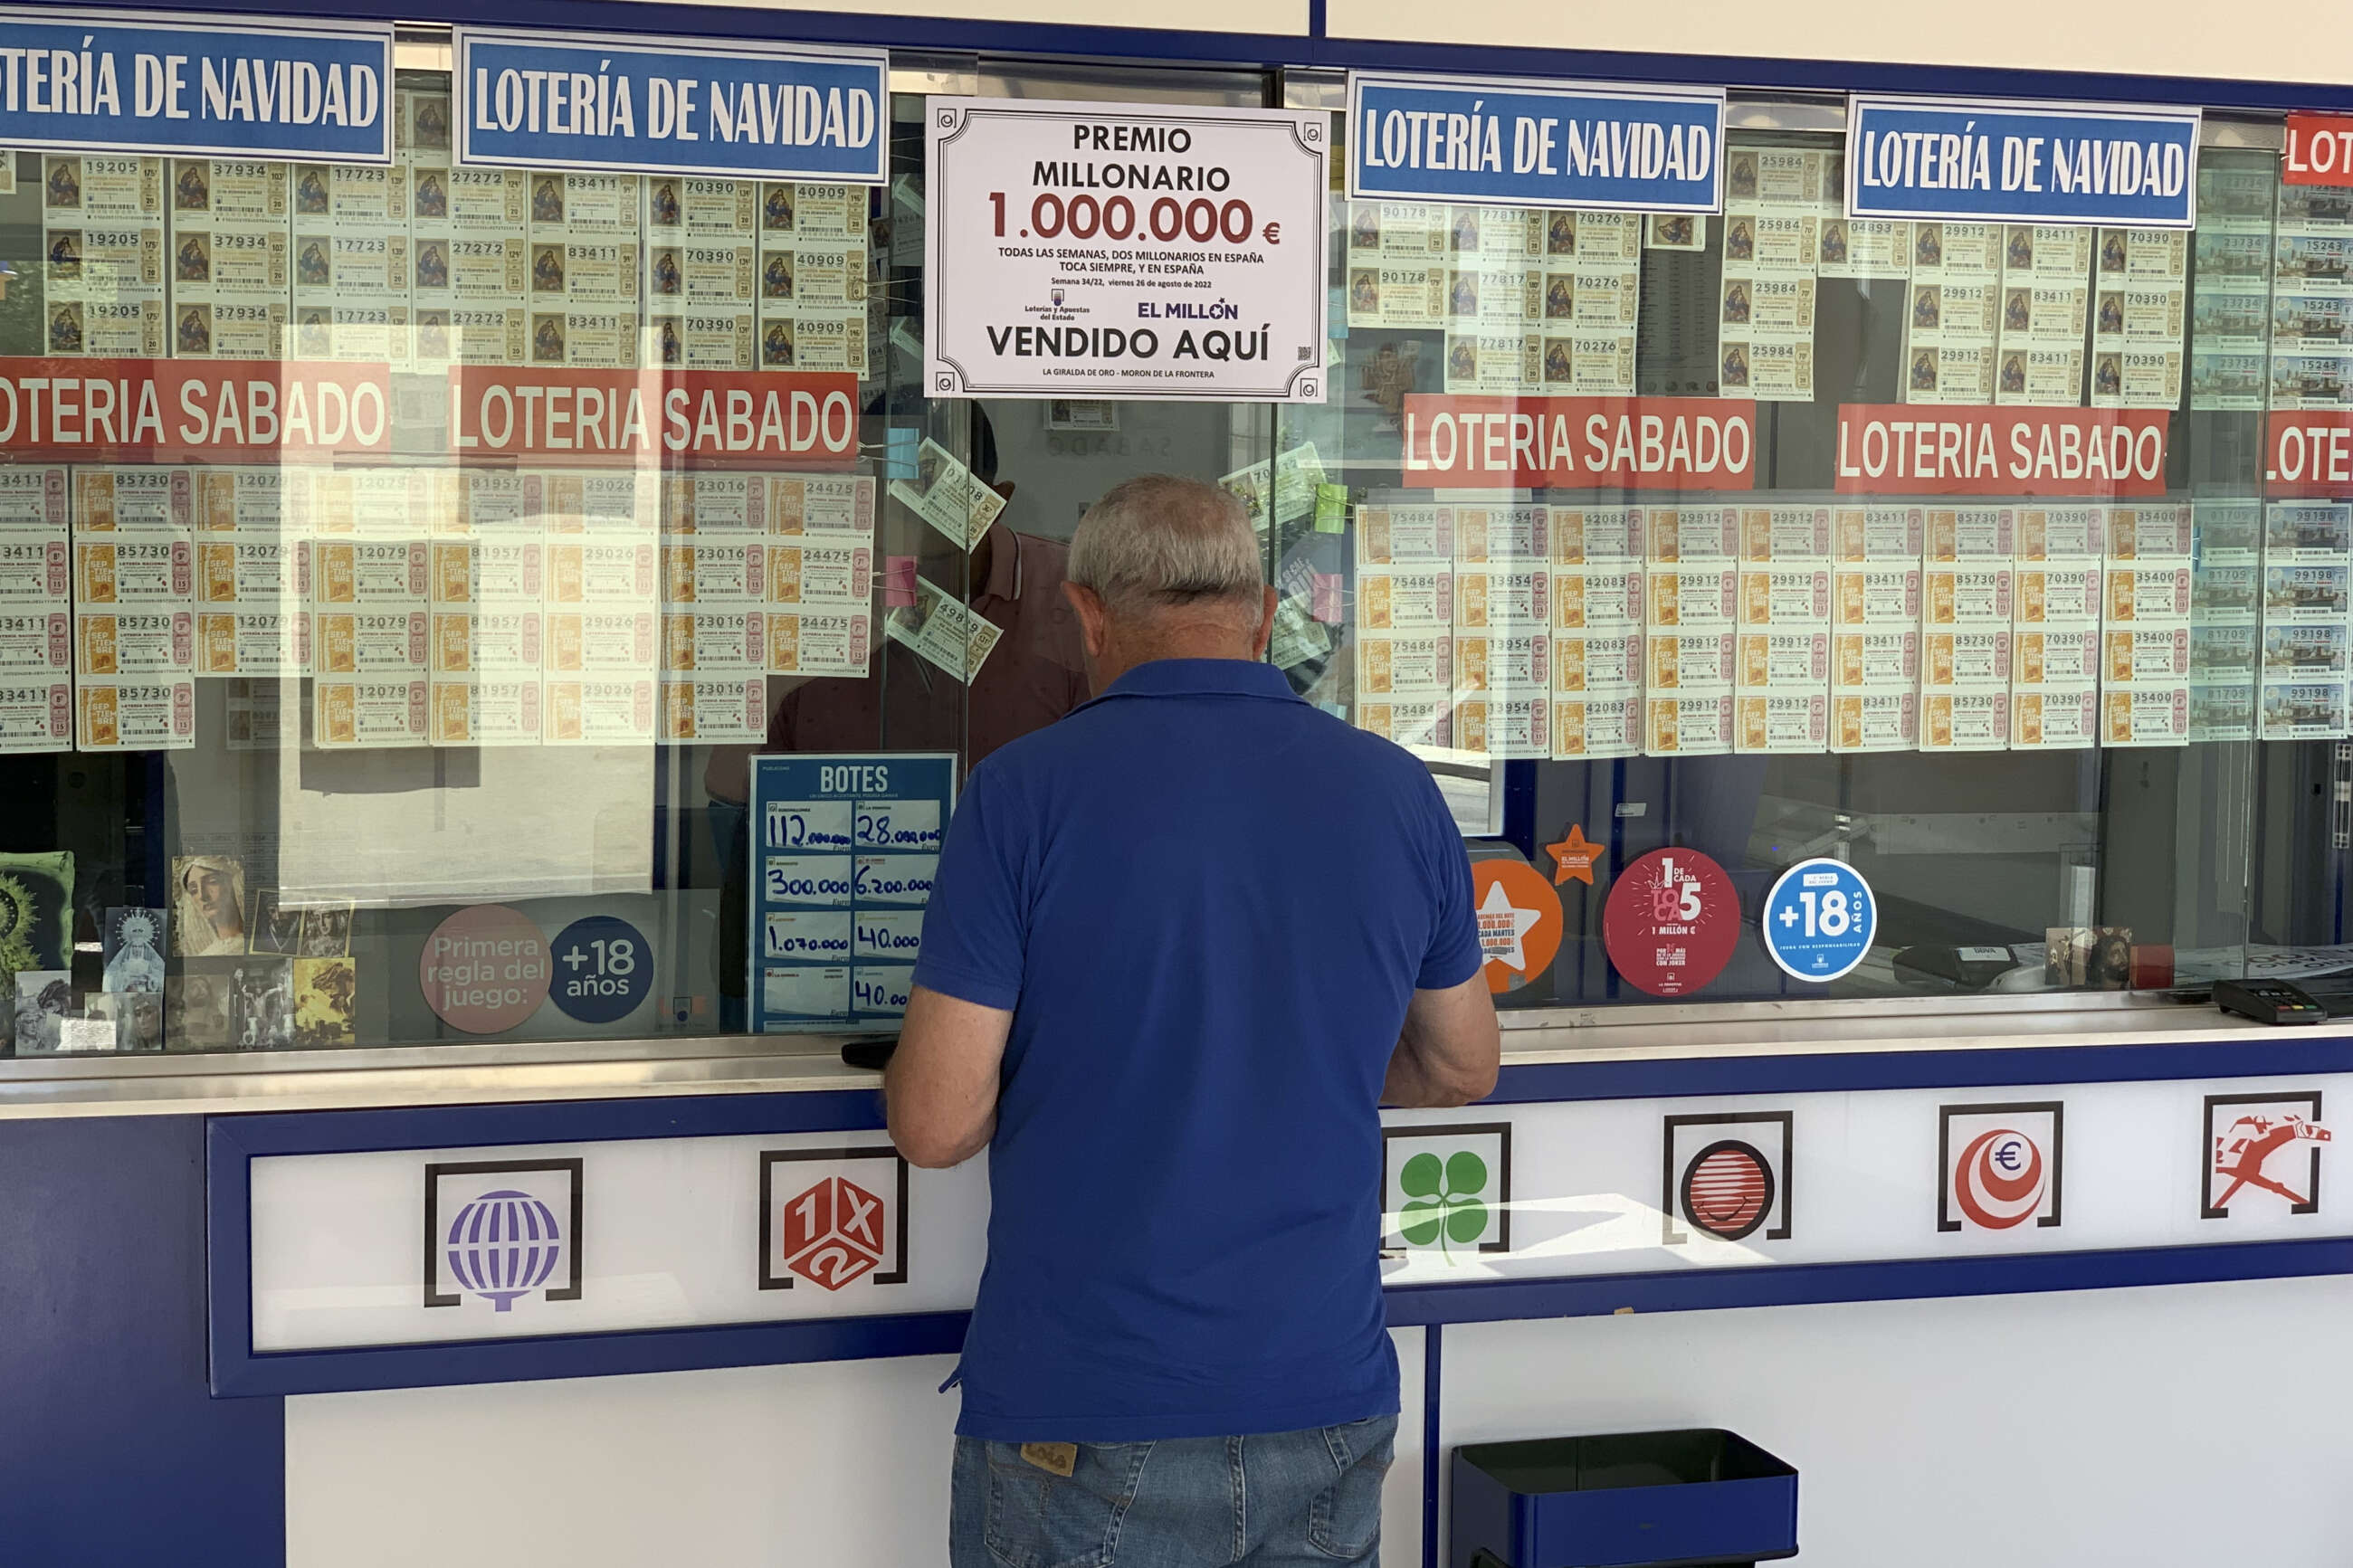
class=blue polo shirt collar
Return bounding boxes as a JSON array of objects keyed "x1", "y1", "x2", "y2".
[{"x1": 1099, "y1": 658, "x2": 1300, "y2": 703}]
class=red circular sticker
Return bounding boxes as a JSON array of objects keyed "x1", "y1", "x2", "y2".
[
  {"x1": 1602, "y1": 848, "x2": 1739, "y2": 997},
  {"x1": 418, "y1": 905, "x2": 551, "y2": 1034},
  {"x1": 1472, "y1": 859, "x2": 1563, "y2": 993}
]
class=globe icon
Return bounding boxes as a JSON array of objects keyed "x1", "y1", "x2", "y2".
[{"x1": 445, "y1": 1189, "x2": 563, "y2": 1311}]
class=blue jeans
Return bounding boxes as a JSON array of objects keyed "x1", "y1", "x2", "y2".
[{"x1": 950, "y1": 1414, "x2": 1396, "y2": 1568}]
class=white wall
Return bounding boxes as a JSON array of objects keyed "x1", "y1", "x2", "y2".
[
  {"x1": 1328, "y1": 0, "x2": 2351, "y2": 90},
  {"x1": 286, "y1": 1331, "x2": 1429, "y2": 1568},
  {"x1": 1441, "y1": 1276, "x2": 2353, "y2": 1566},
  {"x1": 291, "y1": 1281, "x2": 2353, "y2": 1567}
]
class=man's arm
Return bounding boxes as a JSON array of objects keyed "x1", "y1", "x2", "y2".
[
  {"x1": 884, "y1": 984, "x2": 1015, "y2": 1168},
  {"x1": 1382, "y1": 974, "x2": 1501, "y2": 1107}
]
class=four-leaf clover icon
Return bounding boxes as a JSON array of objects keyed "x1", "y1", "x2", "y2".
[{"x1": 1398, "y1": 1149, "x2": 1491, "y2": 1260}]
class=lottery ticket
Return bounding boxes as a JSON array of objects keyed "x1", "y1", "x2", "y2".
[
  {"x1": 2261, "y1": 622, "x2": 2348, "y2": 679},
  {"x1": 885, "y1": 575, "x2": 1001, "y2": 684},
  {"x1": 430, "y1": 610, "x2": 541, "y2": 676},
  {"x1": 1737, "y1": 569, "x2": 1832, "y2": 626},
  {"x1": 1644, "y1": 692, "x2": 1736, "y2": 755},
  {"x1": 1995, "y1": 346, "x2": 2084, "y2": 406},
  {"x1": 1357, "y1": 503, "x2": 1455, "y2": 565},
  {"x1": 767, "y1": 544, "x2": 874, "y2": 611},
  {"x1": 1552, "y1": 567, "x2": 1645, "y2": 631},
  {"x1": 1920, "y1": 690, "x2": 2009, "y2": 751},
  {"x1": 2103, "y1": 685, "x2": 2192, "y2": 746},
  {"x1": 1551, "y1": 507, "x2": 1643, "y2": 565},
  {"x1": 2195, "y1": 562, "x2": 2261, "y2": 624},
  {"x1": 544, "y1": 610, "x2": 657, "y2": 674},
  {"x1": 0, "y1": 675, "x2": 71, "y2": 753},
  {"x1": 1538, "y1": 330, "x2": 1636, "y2": 394},
  {"x1": 1644, "y1": 631, "x2": 1738, "y2": 691},
  {"x1": 1735, "y1": 692, "x2": 1828, "y2": 753},
  {"x1": 74, "y1": 537, "x2": 192, "y2": 604},
  {"x1": 73, "y1": 468, "x2": 189, "y2": 531},
  {"x1": 428, "y1": 678, "x2": 545, "y2": 747},
  {"x1": 75, "y1": 610, "x2": 192, "y2": 676},
  {"x1": 1443, "y1": 333, "x2": 1540, "y2": 394},
  {"x1": 649, "y1": 309, "x2": 756, "y2": 371},
  {"x1": 1357, "y1": 699, "x2": 1451, "y2": 749},
  {"x1": 1647, "y1": 506, "x2": 1739, "y2": 564},
  {"x1": 2260, "y1": 678, "x2": 2349, "y2": 738},
  {"x1": 1834, "y1": 566, "x2": 1921, "y2": 625},
  {"x1": 2189, "y1": 680, "x2": 2256, "y2": 741},
  {"x1": 1452, "y1": 694, "x2": 1549, "y2": 759},
  {"x1": 546, "y1": 541, "x2": 657, "y2": 606},
  {"x1": 662, "y1": 539, "x2": 767, "y2": 604},
  {"x1": 1718, "y1": 337, "x2": 1813, "y2": 402},
  {"x1": 2016, "y1": 505, "x2": 2107, "y2": 562},
  {"x1": 1834, "y1": 505, "x2": 1923, "y2": 563},
  {"x1": 1923, "y1": 629, "x2": 2012, "y2": 690},
  {"x1": 1454, "y1": 565, "x2": 1549, "y2": 629},
  {"x1": 1645, "y1": 568, "x2": 1738, "y2": 628},
  {"x1": 2262, "y1": 501, "x2": 2353, "y2": 561},
  {"x1": 1831, "y1": 690, "x2": 1919, "y2": 752},
  {"x1": 889, "y1": 439, "x2": 1005, "y2": 553},
  {"x1": 767, "y1": 610, "x2": 872, "y2": 677},
  {"x1": 659, "y1": 676, "x2": 769, "y2": 742},
  {"x1": 316, "y1": 610, "x2": 427, "y2": 675},
  {"x1": 1358, "y1": 567, "x2": 1453, "y2": 631},
  {"x1": 2192, "y1": 622, "x2": 2260, "y2": 679},
  {"x1": 766, "y1": 474, "x2": 876, "y2": 539},
  {"x1": 542, "y1": 678, "x2": 657, "y2": 745},
  {"x1": 1815, "y1": 217, "x2": 1910, "y2": 279},
  {"x1": 1926, "y1": 507, "x2": 2014, "y2": 562},
  {"x1": 1737, "y1": 630, "x2": 1829, "y2": 689},
  {"x1": 2103, "y1": 499, "x2": 2188, "y2": 561},
  {"x1": 75, "y1": 677, "x2": 195, "y2": 751},
  {"x1": 660, "y1": 608, "x2": 764, "y2": 674},
  {"x1": 1550, "y1": 632, "x2": 1641, "y2": 693},
  {"x1": 1833, "y1": 630, "x2": 1919, "y2": 689},
  {"x1": 1357, "y1": 633, "x2": 1453, "y2": 698},
  {"x1": 2091, "y1": 350, "x2": 2183, "y2": 409},
  {"x1": 2107, "y1": 565, "x2": 2196, "y2": 622},
  {"x1": 2011, "y1": 687, "x2": 2100, "y2": 748},
  {"x1": 1924, "y1": 566, "x2": 2013, "y2": 625},
  {"x1": 2013, "y1": 626, "x2": 2101, "y2": 686},
  {"x1": 314, "y1": 540, "x2": 428, "y2": 605},
  {"x1": 2015, "y1": 565, "x2": 2104, "y2": 625},
  {"x1": 1739, "y1": 505, "x2": 1831, "y2": 564},
  {"x1": 1453, "y1": 504, "x2": 1549, "y2": 563},
  {"x1": 1550, "y1": 692, "x2": 1643, "y2": 759}
]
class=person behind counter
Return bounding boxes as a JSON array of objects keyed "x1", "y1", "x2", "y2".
[{"x1": 886, "y1": 474, "x2": 1500, "y2": 1568}]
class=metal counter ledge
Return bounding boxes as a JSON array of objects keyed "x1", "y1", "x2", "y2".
[{"x1": 0, "y1": 991, "x2": 2324, "y2": 1119}]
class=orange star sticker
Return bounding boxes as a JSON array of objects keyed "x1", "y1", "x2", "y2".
[{"x1": 1546, "y1": 824, "x2": 1604, "y2": 886}]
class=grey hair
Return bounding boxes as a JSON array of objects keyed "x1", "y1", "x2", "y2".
[{"x1": 1067, "y1": 474, "x2": 1263, "y2": 616}]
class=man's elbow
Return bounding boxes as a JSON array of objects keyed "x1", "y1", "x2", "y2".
[
  {"x1": 1433, "y1": 1055, "x2": 1500, "y2": 1107},
  {"x1": 888, "y1": 1109, "x2": 990, "y2": 1169}
]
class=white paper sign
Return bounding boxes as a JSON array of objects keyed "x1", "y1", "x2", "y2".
[{"x1": 925, "y1": 98, "x2": 1329, "y2": 402}]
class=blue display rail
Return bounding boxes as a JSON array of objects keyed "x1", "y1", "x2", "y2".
[{"x1": 200, "y1": 1030, "x2": 2353, "y2": 1400}]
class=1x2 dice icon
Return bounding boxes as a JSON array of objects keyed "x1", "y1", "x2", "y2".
[{"x1": 781, "y1": 1174, "x2": 887, "y2": 1290}]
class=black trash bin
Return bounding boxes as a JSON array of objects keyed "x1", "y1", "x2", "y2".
[{"x1": 1450, "y1": 1428, "x2": 1798, "y2": 1568}]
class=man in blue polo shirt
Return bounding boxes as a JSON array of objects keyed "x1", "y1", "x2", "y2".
[{"x1": 888, "y1": 473, "x2": 1500, "y2": 1567}]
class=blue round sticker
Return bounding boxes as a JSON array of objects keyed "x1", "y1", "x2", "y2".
[
  {"x1": 1760, "y1": 858, "x2": 1875, "y2": 983},
  {"x1": 548, "y1": 916, "x2": 653, "y2": 1024}
]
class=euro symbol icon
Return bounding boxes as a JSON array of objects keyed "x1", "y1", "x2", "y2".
[
  {"x1": 1993, "y1": 1139, "x2": 2025, "y2": 1173},
  {"x1": 1263, "y1": 222, "x2": 1281, "y2": 243}
]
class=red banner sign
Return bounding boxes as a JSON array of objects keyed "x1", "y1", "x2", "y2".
[
  {"x1": 1400, "y1": 395, "x2": 1758, "y2": 490},
  {"x1": 0, "y1": 358, "x2": 858, "y2": 469},
  {"x1": 1832, "y1": 405, "x2": 2169, "y2": 496},
  {"x1": 2265, "y1": 410, "x2": 2353, "y2": 497},
  {"x1": 0, "y1": 358, "x2": 393, "y2": 464},
  {"x1": 448, "y1": 368, "x2": 858, "y2": 467},
  {"x1": 2285, "y1": 115, "x2": 2353, "y2": 185}
]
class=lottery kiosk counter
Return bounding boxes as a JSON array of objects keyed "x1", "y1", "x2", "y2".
[{"x1": 6, "y1": 3, "x2": 2353, "y2": 1566}]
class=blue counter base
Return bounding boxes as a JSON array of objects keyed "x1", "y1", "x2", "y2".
[{"x1": 0, "y1": 1117, "x2": 283, "y2": 1567}]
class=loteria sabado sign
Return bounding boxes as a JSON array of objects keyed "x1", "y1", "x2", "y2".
[
  {"x1": 0, "y1": 357, "x2": 857, "y2": 468},
  {"x1": 1400, "y1": 394, "x2": 1757, "y2": 489},
  {"x1": 1832, "y1": 404, "x2": 2170, "y2": 496}
]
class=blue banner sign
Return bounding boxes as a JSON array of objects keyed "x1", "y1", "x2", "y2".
[
  {"x1": 454, "y1": 29, "x2": 886, "y2": 183},
  {"x1": 750, "y1": 753, "x2": 956, "y2": 1032},
  {"x1": 0, "y1": 10, "x2": 390, "y2": 163},
  {"x1": 1348, "y1": 72, "x2": 1723, "y2": 214},
  {"x1": 1846, "y1": 96, "x2": 2200, "y2": 228}
]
